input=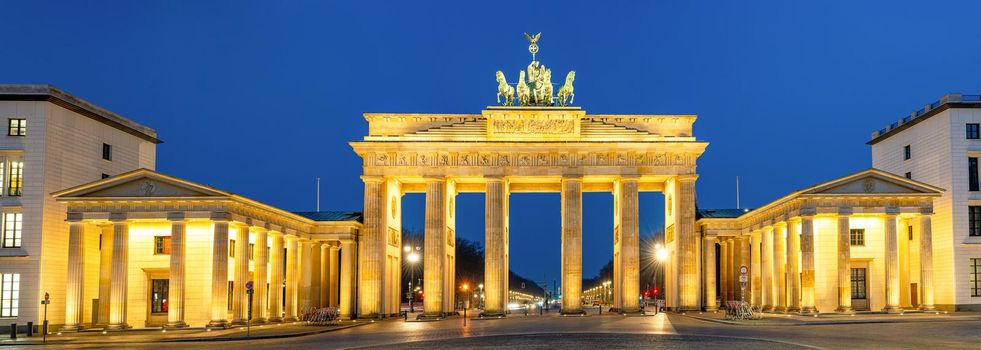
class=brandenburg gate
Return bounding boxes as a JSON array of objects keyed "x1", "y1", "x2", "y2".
[{"x1": 350, "y1": 34, "x2": 707, "y2": 318}]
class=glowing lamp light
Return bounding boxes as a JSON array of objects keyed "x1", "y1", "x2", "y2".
[
  {"x1": 407, "y1": 252, "x2": 420, "y2": 263},
  {"x1": 655, "y1": 247, "x2": 669, "y2": 262}
]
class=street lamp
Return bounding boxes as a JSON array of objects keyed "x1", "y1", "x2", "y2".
[{"x1": 405, "y1": 245, "x2": 421, "y2": 313}]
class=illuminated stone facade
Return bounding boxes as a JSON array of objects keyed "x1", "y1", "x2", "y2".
[
  {"x1": 697, "y1": 169, "x2": 942, "y2": 313},
  {"x1": 351, "y1": 106, "x2": 709, "y2": 315}
]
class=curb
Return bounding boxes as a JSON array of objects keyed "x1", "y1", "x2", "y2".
[
  {"x1": 0, "y1": 322, "x2": 367, "y2": 346},
  {"x1": 682, "y1": 313, "x2": 981, "y2": 327}
]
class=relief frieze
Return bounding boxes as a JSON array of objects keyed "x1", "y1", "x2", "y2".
[{"x1": 369, "y1": 151, "x2": 696, "y2": 168}]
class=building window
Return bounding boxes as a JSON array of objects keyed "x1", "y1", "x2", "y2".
[
  {"x1": 972, "y1": 259, "x2": 981, "y2": 297},
  {"x1": 150, "y1": 279, "x2": 169, "y2": 314},
  {"x1": 909, "y1": 225, "x2": 914, "y2": 241},
  {"x1": 849, "y1": 229, "x2": 865, "y2": 246},
  {"x1": 2, "y1": 213, "x2": 22, "y2": 248},
  {"x1": 972, "y1": 158, "x2": 980, "y2": 192},
  {"x1": 7, "y1": 161, "x2": 22, "y2": 196},
  {"x1": 850, "y1": 268, "x2": 867, "y2": 299},
  {"x1": 969, "y1": 124, "x2": 980, "y2": 139},
  {"x1": 154, "y1": 236, "x2": 172, "y2": 255},
  {"x1": 904, "y1": 145, "x2": 911, "y2": 160},
  {"x1": 0, "y1": 273, "x2": 19, "y2": 317},
  {"x1": 972, "y1": 206, "x2": 981, "y2": 237},
  {"x1": 102, "y1": 143, "x2": 112, "y2": 161},
  {"x1": 7, "y1": 119, "x2": 25, "y2": 137},
  {"x1": 905, "y1": 172, "x2": 912, "y2": 179},
  {"x1": 229, "y1": 239, "x2": 235, "y2": 257},
  {"x1": 249, "y1": 243, "x2": 255, "y2": 260},
  {"x1": 227, "y1": 281, "x2": 234, "y2": 310}
]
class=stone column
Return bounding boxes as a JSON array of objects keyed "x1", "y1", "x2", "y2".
[
  {"x1": 339, "y1": 240, "x2": 356, "y2": 318},
  {"x1": 63, "y1": 221, "x2": 85, "y2": 331},
  {"x1": 166, "y1": 218, "x2": 188, "y2": 328},
  {"x1": 883, "y1": 211, "x2": 901, "y2": 313},
  {"x1": 284, "y1": 235, "x2": 299, "y2": 321},
  {"x1": 300, "y1": 239, "x2": 313, "y2": 313},
  {"x1": 561, "y1": 177, "x2": 584, "y2": 314},
  {"x1": 107, "y1": 219, "x2": 130, "y2": 330},
  {"x1": 615, "y1": 177, "x2": 641, "y2": 313},
  {"x1": 268, "y1": 232, "x2": 284, "y2": 322},
  {"x1": 254, "y1": 227, "x2": 269, "y2": 322},
  {"x1": 208, "y1": 221, "x2": 230, "y2": 328},
  {"x1": 800, "y1": 213, "x2": 817, "y2": 314},
  {"x1": 773, "y1": 223, "x2": 787, "y2": 313},
  {"x1": 329, "y1": 244, "x2": 340, "y2": 307},
  {"x1": 675, "y1": 177, "x2": 699, "y2": 311},
  {"x1": 308, "y1": 240, "x2": 321, "y2": 309},
  {"x1": 320, "y1": 243, "x2": 329, "y2": 308},
  {"x1": 97, "y1": 225, "x2": 112, "y2": 326},
  {"x1": 483, "y1": 176, "x2": 509, "y2": 317},
  {"x1": 719, "y1": 239, "x2": 729, "y2": 303},
  {"x1": 729, "y1": 238, "x2": 737, "y2": 301},
  {"x1": 786, "y1": 220, "x2": 801, "y2": 312},
  {"x1": 762, "y1": 227, "x2": 773, "y2": 311},
  {"x1": 232, "y1": 225, "x2": 250, "y2": 325},
  {"x1": 738, "y1": 236, "x2": 750, "y2": 302},
  {"x1": 750, "y1": 231, "x2": 761, "y2": 306},
  {"x1": 836, "y1": 209, "x2": 853, "y2": 312},
  {"x1": 359, "y1": 176, "x2": 385, "y2": 318},
  {"x1": 703, "y1": 236, "x2": 717, "y2": 311},
  {"x1": 918, "y1": 213, "x2": 936, "y2": 311},
  {"x1": 423, "y1": 178, "x2": 448, "y2": 317}
]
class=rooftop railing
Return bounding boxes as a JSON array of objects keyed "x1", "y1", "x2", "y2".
[{"x1": 870, "y1": 93, "x2": 981, "y2": 140}]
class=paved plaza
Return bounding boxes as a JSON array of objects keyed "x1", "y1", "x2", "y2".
[{"x1": 5, "y1": 310, "x2": 981, "y2": 349}]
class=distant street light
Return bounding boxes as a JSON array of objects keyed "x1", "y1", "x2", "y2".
[{"x1": 404, "y1": 245, "x2": 421, "y2": 312}]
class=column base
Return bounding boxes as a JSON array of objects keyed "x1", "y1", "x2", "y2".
[
  {"x1": 835, "y1": 306, "x2": 854, "y2": 313},
  {"x1": 762, "y1": 305, "x2": 773, "y2": 312},
  {"x1": 882, "y1": 306, "x2": 903, "y2": 314},
  {"x1": 230, "y1": 319, "x2": 247, "y2": 326},
  {"x1": 283, "y1": 316, "x2": 298, "y2": 322},
  {"x1": 560, "y1": 309, "x2": 586, "y2": 316},
  {"x1": 919, "y1": 305, "x2": 937, "y2": 312},
  {"x1": 206, "y1": 320, "x2": 229, "y2": 328},
  {"x1": 704, "y1": 306, "x2": 718, "y2": 312},
  {"x1": 163, "y1": 321, "x2": 188, "y2": 328},
  {"x1": 773, "y1": 306, "x2": 787, "y2": 313},
  {"x1": 799, "y1": 306, "x2": 818, "y2": 315},
  {"x1": 267, "y1": 316, "x2": 283, "y2": 323},
  {"x1": 478, "y1": 311, "x2": 507, "y2": 318},
  {"x1": 251, "y1": 318, "x2": 267, "y2": 324},
  {"x1": 60, "y1": 324, "x2": 84, "y2": 332},
  {"x1": 105, "y1": 323, "x2": 130, "y2": 331}
]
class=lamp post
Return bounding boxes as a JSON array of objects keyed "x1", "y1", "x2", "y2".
[
  {"x1": 461, "y1": 284, "x2": 469, "y2": 325},
  {"x1": 404, "y1": 245, "x2": 421, "y2": 313}
]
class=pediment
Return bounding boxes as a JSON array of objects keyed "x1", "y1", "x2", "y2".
[
  {"x1": 802, "y1": 169, "x2": 943, "y2": 196},
  {"x1": 53, "y1": 169, "x2": 229, "y2": 199}
]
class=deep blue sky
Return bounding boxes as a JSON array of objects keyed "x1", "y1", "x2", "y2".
[{"x1": 3, "y1": 1, "x2": 980, "y2": 284}]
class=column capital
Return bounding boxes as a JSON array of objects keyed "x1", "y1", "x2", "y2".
[
  {"x1": 422, "y1": 176, "x2": 447, "y2": 183},
  {"x1": 361, "y1": 175, "x2": 385, "y2": 183},
  {"x1": 774, "y1": 221, "x2": 788, "y2": 229},
  {"x1": 920, "y1": 208, "x2": 935, "y2": 215},
  {"x1": 800, "y1": 207, "x2": 817, "y2": 217},
  {"x1": 675, "y1": 174, "x2": 698, "y2": 183},
  {"x1": 284, "y1": 233, "x2": 299, "y2": 241},
  {"x1": 703, "y1": 235, "x2": 718, "y2": 242},
  {"x1": 484, "y1": 175, "x2": 506, "y2": 182},
  {"x1": 561, "y1": 175, "x2": 584, "y2": 182},
  {"x1": 268, "y1": 230, "x2": 284, "y2": 238},
  {"x1": 619, "y1": 175, "x2": 641, "y2": 182},
  {"x1": 210, "y1": 212, "x2": 231, "y2": 222}
]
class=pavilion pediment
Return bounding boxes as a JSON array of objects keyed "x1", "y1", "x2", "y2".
[
  {"x1": 801, "y1": 169, "x2": 943, "y2": 196},
  {"x1": 53, "y1": 169, "x2": 229, "y2": 199}
]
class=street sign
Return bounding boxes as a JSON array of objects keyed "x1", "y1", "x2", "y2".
[
  {"x1": 245, "y1": 281, "x2": 254, "y2": 292},
  {"x1": 739, "y1": 265, "x2": 748, "y2": 275},
  {"x1": 739, "y1": 275, "x2": 748, "y2": 283}
]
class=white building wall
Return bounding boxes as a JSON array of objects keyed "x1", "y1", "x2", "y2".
[
  {"x1": 0, "y1": 97, "x2": 156, "y2": 328},
  {"x1": 872, "y1": 107, "x2": 981, "y2": 310}
]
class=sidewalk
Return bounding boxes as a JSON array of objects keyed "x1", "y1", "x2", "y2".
[
  {"x1": 0, "y1": 320, "x2": 368, "y2": 346},
  {"x1": 683, "y1": 309, "x2": 981, "y2": 326}
]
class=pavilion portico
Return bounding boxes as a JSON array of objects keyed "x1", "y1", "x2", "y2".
[
  {"x1": 698, "y1": 169, "x2": 943, "y2": 314},
  {"x1": 52, "y1": 169, "x2": 361, "y2": 330},
  {"x1": 351, "y1": 107, "x2": 709, "y2": 317}
]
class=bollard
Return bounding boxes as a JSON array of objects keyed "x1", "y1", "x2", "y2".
[
  {"x1": 26, "y1": 322, "x2": 32, "y2": 337},
  {"x1": 9, "y1": 323, "x2": 15, "y2": 339}
]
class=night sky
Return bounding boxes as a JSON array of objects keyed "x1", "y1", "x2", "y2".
[{"x1": 3, "y1": 0, "x2": 980, "y2": 285}]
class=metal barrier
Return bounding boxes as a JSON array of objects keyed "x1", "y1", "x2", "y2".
[{"x1": 723, "y1": 301, "x2": 762, "y2": 321}]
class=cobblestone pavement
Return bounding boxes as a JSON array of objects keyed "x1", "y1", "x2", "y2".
[{"x1": 10, "y1": 310, "x2": 981, "y2": 349}]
